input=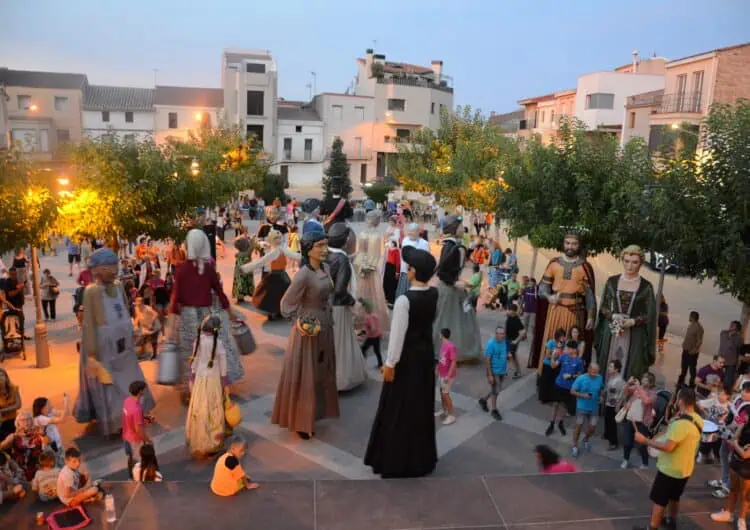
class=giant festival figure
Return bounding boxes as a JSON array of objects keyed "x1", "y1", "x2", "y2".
[{"x1": 530, "y1": 232, "x2": 596, "y2": 369}]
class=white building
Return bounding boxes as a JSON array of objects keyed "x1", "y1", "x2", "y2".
[
  {"x1": 83, "y1": 85, "x2": 154, "y2": 141},
  {"x1": 222, "y1": 49, "x2": 278, "y2": 154},
  {"x1": 573, "y1": 57, "x2": 666, "y2": 134},
  {"x1": 153, "y1": 85, "x2": 223, "y2": 144},
  {"x1": 275, "y1": 100, "x2": 324, "y2": 188}
]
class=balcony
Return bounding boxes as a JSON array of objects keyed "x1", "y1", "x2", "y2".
[
  {"x1": 376, "y1": 75, "x2": 453, "y2": 94},
  {"x1": 626, "y1": 91, "x2": 664, "y2": 108},
  {"x1": 653, "y1": 92, "x2": 703, "y2": 114},
  {"x1": 519, "y1": 119, "x2": 538, "y2": 131}
]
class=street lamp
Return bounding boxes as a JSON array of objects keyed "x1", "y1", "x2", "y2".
[
  {"x1": 57, "y1": 177, "x2": 69, "y2": 186},
  {"x1": 194, "y1": 112, "x2": 203, "y2": 122},
  {"x1": 190, "y1": 158, "x2": 200, "y2": 176}
]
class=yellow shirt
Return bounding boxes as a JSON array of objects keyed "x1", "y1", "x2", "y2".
[
  {"x1": 656, "y1": 411, "x2": 703, "y2": 479},
  {"x1": 210, "y1": 453, "x2": 246, "y2": 496},
  {"x1": 288, "y1": 232, "x2": 300, "y2": 253}
]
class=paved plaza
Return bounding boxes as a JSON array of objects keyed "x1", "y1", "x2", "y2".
[{"x1": 0, "y1": 221, "x2": 741, "y2": 528}]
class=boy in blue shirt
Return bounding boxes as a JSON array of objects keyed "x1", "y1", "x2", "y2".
[
  {"x1": 570, "y1": 363, "x2": 604, "y2": 457},
  {"x1": 546, "y1": 340, "x2": 585, "y2": 437},
  {"x1": 478, "y1": 326, "x2": 508, "y2": 420}
]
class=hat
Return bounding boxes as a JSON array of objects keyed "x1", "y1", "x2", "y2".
[
  {"x1": 327, "y1": 223, "x2": 350, "y2": 249},
  {"x1": 89, "y1": 248, "x2": 118, "y2": 267},
  {"x1": 442, "y1": 215, "x2": 462, "y2": 236},
  {"x1": 402, "y1": 246, "x2": 436, "y2": 283}
]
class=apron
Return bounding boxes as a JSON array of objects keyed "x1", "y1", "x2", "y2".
[{"x1": 97, "y1": 288, "x2": 142, "y2": 400}]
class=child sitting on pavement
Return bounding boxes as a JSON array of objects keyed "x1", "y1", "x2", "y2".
[
  {"x1": 210, "y1": 435, "x2": 259, "y2": 496},
  {"x1": 31, "y1": 450, "x2": 60, "y2": 501},
  {"x1": 57, "y1": 447, "x2": 103, "y2": 507},
  {"x1": 0, "y1": 450, "x2": 26, "y2": 502}
]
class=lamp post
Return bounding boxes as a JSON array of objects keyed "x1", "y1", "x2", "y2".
[{"x1": 30, "y1": 245, "x2": 50, "y2": 368}]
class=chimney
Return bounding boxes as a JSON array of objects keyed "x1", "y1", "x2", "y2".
[
  {"x1": 632, "y1": 49, "x2": 639, "y2": 73},
  {"x1": 431, "y1": 60, "x2": 443, "y2": 83}
]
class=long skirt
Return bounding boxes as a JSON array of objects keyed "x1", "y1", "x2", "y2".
[
  {"x1": 383, "y1": 264, "x2": 398, "y2": 305},
  {"x1": 332, "y1": 306, "x2": 366, "y2": 391},
  {"x1": 185, "y1": 373, "x2": 225, "y2": 455},
  {"x1": 432, "y1": 281, "x2": 481, "y2": 362},
  {"x1": 538, "y1": 363, "x2": 560, "y2": 404},
  {"x1": 272, "y1": 316, "x2": 340, "y2": 434},
  {"x1": 252, "y1": 270, "x2": 290, "y2": 317},
  {"x1": 177, "y1": 306, "x2": 244, "y2": 385},
  {"x1": 232, "y1": 253, "x2": 255, "y2": 302},
  {"x1": 357, "y1": 271, "x2": 390, "y2": 333},
  {"x1": 394, "y1": 272, "x2": 410, "y2": 300}
]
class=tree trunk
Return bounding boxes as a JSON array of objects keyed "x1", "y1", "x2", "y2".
[
  {"x1": 529, "y1": 246, "x2": 539, "y2": 278},
  {"x1": 513, "y1": 238, "x2": 518, "y2": 255}
]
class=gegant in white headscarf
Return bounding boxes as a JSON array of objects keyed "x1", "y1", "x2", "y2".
[{"x1": 186, "y1": 229, "x2": 211, "y2": 275}]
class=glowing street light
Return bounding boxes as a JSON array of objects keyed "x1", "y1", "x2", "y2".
[
  {"x1": 190, "y1": 158, "x2": 200, "y2": 176},
  {"x1": 670, "y1": 123, "x2": 680, "y2": 130},
  {"x1": 57, "y1": 177, "x2": 69, "y2": 186},
  {"x1": 29, "y1": 103, "x2": 38, "y2": 112},
  {"x1": 194, "y1": 112, "x2": 203, "y2": 121}
]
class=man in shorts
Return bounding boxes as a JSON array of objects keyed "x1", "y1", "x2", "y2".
[
  {"x1": 66, "y1": 237, "x2": 81, "y2": 277},
  {"x1": 478, "y1": 326, "x2": 508, "y2": 421},
  {"x1": 634, "y1": 387, "x2": 703, "y2": 530},
  {"x1": 570, "y1": 363, "x2": 603, "y2": 457}
]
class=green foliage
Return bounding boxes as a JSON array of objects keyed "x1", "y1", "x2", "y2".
[
  {"x1": 395, "y1": 105, "x2": 510, "y2": 211},
  {"x1": 0, "y1": 150, "x2": 58, "y2": 253},
  {"x1": 257, "y1": 172, "x2": 289, "y2": 205},
  {"x1": 322, "y1": 137, "x2": 352, "y2": 200},
  {"x1": 363, "y1": 183, "x2": 392, "y2": 204}
]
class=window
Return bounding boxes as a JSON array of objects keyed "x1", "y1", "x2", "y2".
[
  {"x1": 304, "y1": 139, "x2": 312, "y2": 161},
  {"x1": 102, "y1": 110, "x2": 110, "y2": 123},
  {"x1": 360, "y1": 163, "x2": 367, "y2": 184},
  {"x1": 295, "y1": 125, "x2": 302, "y2": 133},
  {"x1": 57, "y1": 129, "x2": 70, "y2": 143},
  {"x1": 123, "y1": 134, "x2": 135, "y2": 143},
  {"x1": 125, "y1": 111, "x2": 134, "y2": 123},
  {"x1": 692, "y1": 70, "x2": 704, "y2": 112},
  {"x1": 283, "y1": 138, "x2": 292, "y2": 160},
  {"x1": 388, "y1": 98, "x2": 406, "y2": 111},
  {"x1": 585, "y1": 93, "x2": 615, "y2": 109},
  {"x1": 54, "y1": 96, "x2": 68, "y2": 112},
  {"x1": 246, "y1": 124, "x2": 264, "y2": 145},
  {"x1": 354, "y1": 137, "x2": 362, "y2": 156},
  {"x1": 439, "y1": 104, "x2": 446, "y2": 113},
  {"x1": 675, "y1": 74, "x2": 688, "y2": 112},
  {"x1": 17, "y1": 95, "x2": 31, "y2": 110},
  {"x1": 246, "y1": 90, "x2": 264, "y2": 116},
  {"x1": 12, "y1": 129, "x2": 36, "y2": 151},
  {"x1": 168, "y1": 112, "x2": 178, "y2": 129},
  {"x1": 354, "y1": 106, "x2": 365, "y2": 120},
  {"x1": 629, "y1": 112, "x2": 636, "y2": 129},
  {"x1": 550, "y1": 110, "x2": 555, "y2": 124},
  {"x1": 395, "y1": 129, "x2": 410, "y2": 142},
  {"x1": 533, "y1": 110, "x2": 538, "y2": 128},
  {"x1": 331, "y1": 105, "x2": 343, "y2": 119},
  {"x1": 431, "y1": 102, "x2": 435, "y2": 114},
  {"x1": 246, "y1": 63, "x2": 266, "y2": 74},
  {"x1": 280, "y1": 165, "x2": 289, "y2": 186},
  {"x1": 541, "y1": 111, "x2": 545, "y2": 124}
]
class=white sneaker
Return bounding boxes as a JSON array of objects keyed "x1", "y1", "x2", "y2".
[
  {"x1": 434, "y1": 410, "x2": 445, "y2": 417},
  {"x1": 696, "y1": 453, "x2": 703, "y2": 464},
  {"x1": 710, "y1": 509, "x2": 733, "y2": 523},
  {"x1": 442, "y1": 415, "x2": 456, "y2": 426},
  {"x1": 620, "y1": 460, "x2": 629, "y2": 469}
]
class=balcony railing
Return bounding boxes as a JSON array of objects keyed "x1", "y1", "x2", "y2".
[
  {"x1": 519, "y1": 119, "x2": 538, "y2": 130},
  {"x1": 654, "y1": 91, "x2": 703, "y2": 114},
  {"x1": 376, "y1": 75, "x2": 453, "y2": 94},
  {"x1": 627, "y1": 92, "x2": 664, "y2": 107}
]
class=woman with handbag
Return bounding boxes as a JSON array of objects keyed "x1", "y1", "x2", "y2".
[
  {"x1": 620, "y1": 372, "x2": 656, "y2": 469},
  {"x1": 271, "y1": 228, "x2": 339, "y2": 440},
  {"x1": 40, "y1": 269, "x2": 60, "y2": 321},
  {"x1": 185, "y1": 315, "x2": 229, "y2": 458},
  {"x1": 710, "y1": 422, "x2": 750, "y2": 527}
]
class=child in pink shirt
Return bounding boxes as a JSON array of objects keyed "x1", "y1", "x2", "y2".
[
  {"x1": 535, "y1": 444, "x2": 579, "y2": 474},
  {"x1": 122, "y1": 381, "x2": 152, "y2": 477},
  {"x1": 360, "y1": 301, "x2": 383, "y2": 368},
  {"x1": 436, "y1": 328, "x2": 458, "y2": 425}
]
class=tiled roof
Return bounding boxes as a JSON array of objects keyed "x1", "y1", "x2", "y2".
[
  {"x1": 277, "y1": 105, "x2": 321, "y2": 122},
  {"x1": 83, "y1": 85, "x2": 154, "y2": 111},
  {"x1": 154, "y1": 86, "x2": 223, "y2": 108},
  {"x1": 668, "y1": 41, "x2": 750, "y2": 65},
  {"x1": 0, "y1": 68, "x2": 87, "y2": 90}
]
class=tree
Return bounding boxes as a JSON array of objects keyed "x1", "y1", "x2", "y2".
[
  {"x1": 257, "y1": 172, "x2": 290, "y2": 205},
  {"x1": 322, "y1": 137, "x2": 352, "y2": 199},
  {"x1": 395, "y1": 105, "x2": 510, "y2": 212},
  {"x1": 363, "y1": 182, "x2": 392, "y2": 204},
  {"x1": 0, "y1": 149, "x2": 58, "y2": 253}
]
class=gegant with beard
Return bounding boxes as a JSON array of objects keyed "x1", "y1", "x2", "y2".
[{"x1": 530, "y1": 232, "x2": 596, "y2": 369}]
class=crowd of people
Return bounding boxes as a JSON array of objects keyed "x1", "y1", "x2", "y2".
[{"x1": 2, "y1": 199, "x2": 750, "y2": 530}]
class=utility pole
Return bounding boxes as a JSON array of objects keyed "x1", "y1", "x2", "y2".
[{"x1": 30, "y1": 246, "x2": 50, "y2": 368}]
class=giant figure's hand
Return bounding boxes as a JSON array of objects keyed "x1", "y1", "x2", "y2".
[
  {"x1": 382, "y1": 365, "x2": 395, "y2": 382},
  {"x1": 585, "y1": 317, "x2": 594, "y2": 330},
  {"x1": 548, "y1": 294, "x2": 559, "y2": 305}
]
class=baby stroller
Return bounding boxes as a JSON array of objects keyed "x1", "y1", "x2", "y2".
[{"x1": 1, "y1": 310, "x2": 26, "y2": 361}]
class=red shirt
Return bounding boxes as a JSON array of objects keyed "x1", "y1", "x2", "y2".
[
  {"x1": 364, "y1": 313, "x2": 381, "y2": 339},
  {"x1": 77, "y1": 269, "x2": 93, "y2": 287},
  {"x1": 542, "y1": 461, "x2": 578, "y2": 474},
  {"x1": 169, "y1": 261, "x2": 229, "y2": 315},
  {"x1": 386, "y1": 248, "x2": 401, "y2": 275},
  {"x1": 122, "y1": 396, "x2": 144, "y2": 444}
]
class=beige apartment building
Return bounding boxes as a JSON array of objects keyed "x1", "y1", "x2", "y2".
[
  {"x1": 0, "y1": 68, "x2": 86, "y2": 162},
  {"x1": 623, "y1": 42, "x2": 750, "y2": 150},
  {"x1": 516, "y1": 89, "x2": 576, "y2": 144}
]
